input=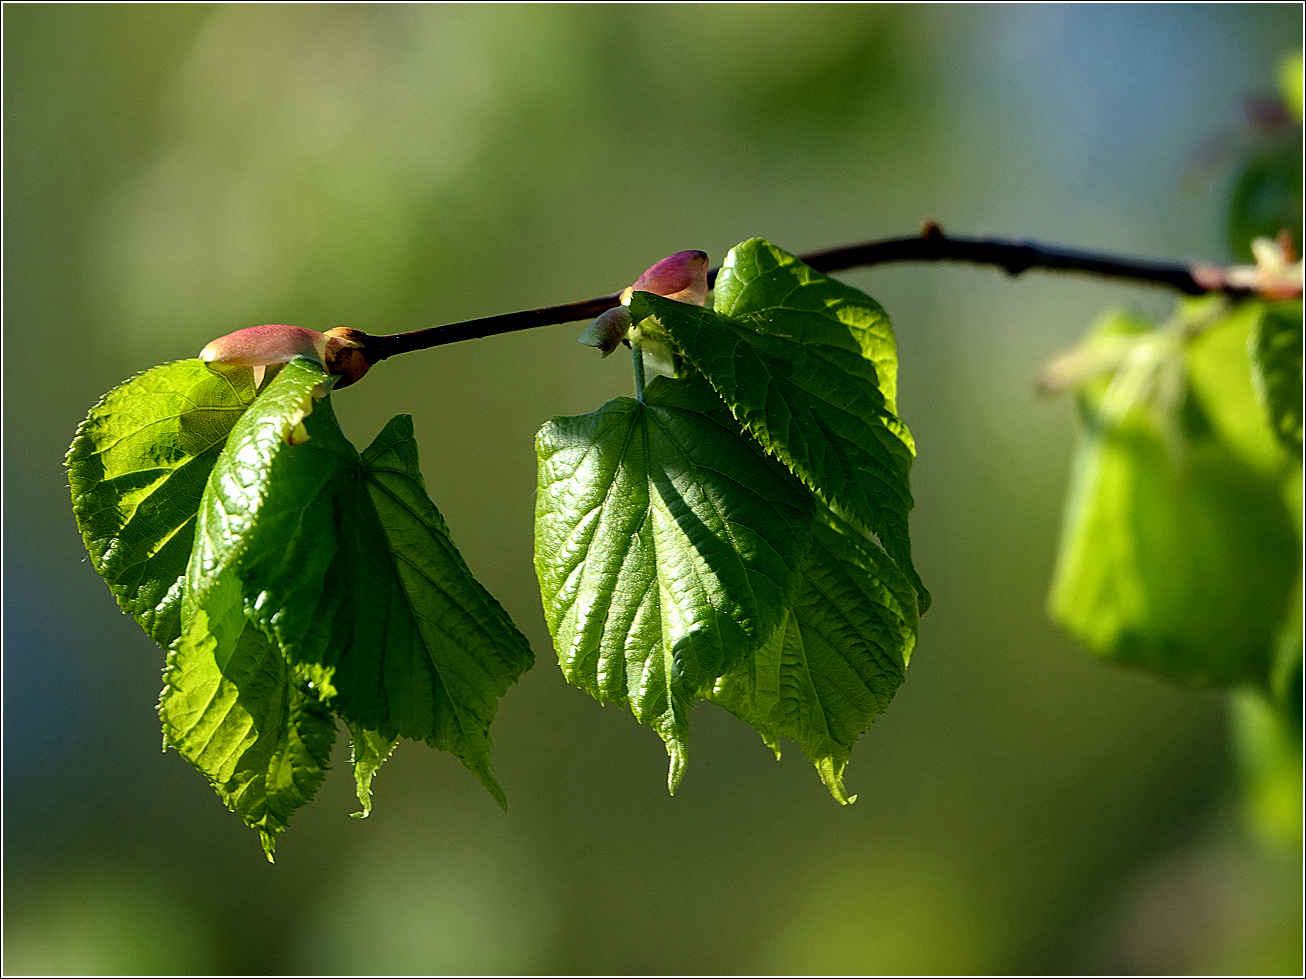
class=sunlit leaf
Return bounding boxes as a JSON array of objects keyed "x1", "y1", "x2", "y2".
[
  {"x1": 1232, "y1": 689, "x2": 1303, "y2": 849},
  {"x1": 162, "y1": 608, "x2": 336, "y2": 860},
  {"x1": 632, "y1": 238, "x2": 928, "y2": 613},
  {"x1": 347, "y1": 721, "x2": 399, "y2": 818},
  {"x1": 66, "y1": 360, "x2": 258, "y2": 646},
  {"x1": 162, "y1": 359, "x2": 533, "y2": 853},
  {"x1": 534, "y1": 374, "x2": 815, "y2": 790},
  {"x1": 708, "y1": 505, "x2": 917, "y2": 803},
  {"x1": 1185, "y1": 298, "x2": 1297, "y2": 475}
]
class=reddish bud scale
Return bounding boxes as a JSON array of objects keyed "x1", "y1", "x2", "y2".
[
  {"x1": 199, "y1": 324, "x2": 330, "y2": 366},
  {"x1": 621, "y1": 250, "x2": 710, "y2": 307},
  {"x1": 199, "y1": 324, "x2": 374, "y2": 389}
]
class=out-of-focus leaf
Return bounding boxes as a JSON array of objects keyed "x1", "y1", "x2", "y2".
[
  {"x1": 631, "y1": 238, "x2": 928, "y2": 614},
  {"x1": 1227, "y1": 151, "x2": 1303, "y2": 262},
  {"x1": 1232, "y1": 689, "x2": 1303, "y2": 850},
  {"x1": 67, "y1": 360, "x2": 258, "y2": 646},
  {"x1": 162, "y1": 359, "x2": 533, "y2": 854},
  {"x1": 534, "y1": 374, "x2": 815, "y2": 790},
  {"x1": 1049, "y1": 309, "x2": 1299, "y2": 688},
  {"x1": 707, "y1": 505, "x2": 917, "y2": 804},
  {"x1": 1280, "y1": 52, "x2": 1304, "y2": 124},
  {"x1": 1249, "y1": 300, "x2": 1303, "y2": 454}
]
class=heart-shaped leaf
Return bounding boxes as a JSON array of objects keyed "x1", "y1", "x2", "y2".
[
  {"x1": 1049, "y1": 309, "x2": 1300, "y2": 688},
  {"x1": 534, "y1": 374, "x2": 816, "y2": 790}
]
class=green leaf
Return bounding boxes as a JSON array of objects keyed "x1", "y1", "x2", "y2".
[
  {"x1": 534, "y1": 374, "x2": 816, "y2": 790},
  {"x1": 162, "y1": 603, "x2": 336, "y2": 860},
  {"x1": 1250, "y1": 300, "x2": 1303, "y2": 455},
  {"x1": 631, "y1": 238, "x2": 928, "y2": 613},
  {"x1": 708, "y1": 505, "x2": 917, "y2": 804},
  {"x1": 67, "y1": 360, "x2": 259, "y2": 646},
  {"x1": 1184, "y1": 298, "x2": 1297, "y2": 475},
  {"x1": 1227, "y1": 151, "x2": 1302, "y2": 262},
  {"x1": 1269, "y1": 566, "x2": 1303, "y2": 728},
  {"x1": 347, "y1": 721, "x2": 399, "y2": 818},
  {"x1": 1232, "y1": 689, "x2": 1303, "y2": 849},
  {"x1": 163, "y1": 358, "x2": 534, "y2": 851},
  {"x1": 1049, "y1": 309, "x2": 1300, "y2": 688}
]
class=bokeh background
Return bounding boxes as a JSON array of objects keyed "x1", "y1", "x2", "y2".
[{"x1": 5, "y1": 5, "x2": 1301, "y2": 974}]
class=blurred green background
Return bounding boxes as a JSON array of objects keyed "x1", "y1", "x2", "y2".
[{"x1": 4, "y1": 5, "x2": 1301, "y2": 974}]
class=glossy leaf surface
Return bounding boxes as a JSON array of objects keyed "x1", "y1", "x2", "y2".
[
  {"x1": 534, "y1": 375, "x2": 816, "y2": 789},
  {"x1": 67, "y1": 360, "x2": 259, "y2": 645},
  {"x1": 708, "y1": 505, "x2": 917, "y2": 803},
  {"x1": 162, "y1": 359, "x2": 533, "y2": 854},
  {"x1": 162, "y1": 614, "x2": 337, "y2": 859},
  {"x1": 632, "y1": 238, "x2": 928, "y2": 613}
]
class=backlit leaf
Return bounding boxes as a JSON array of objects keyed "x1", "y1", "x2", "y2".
[
  {"x1": 708, "y1": 505, "x2": 917, "y2": 804},
  {"x1": 1049, "y1": 308, "x2": 1299, "y2": 688},
  {"x1": 67, "y1": 360, "x2": 258, "y2": 646},
  {"x1": 631, "y1": 238, "x2": 928, "y2": 613},
  {"x1": 534, "y1": 374, "x2": 815, "y2": 790},
  {"x1": 1250, "y1": 300, "x2": 1304, "y2": 455},
  {"x1": 162, "y1": 606, "x2": 336, "y2": 860},
  {"x1": 162, "y1": 358, "x2": 533, "y2": 853}
]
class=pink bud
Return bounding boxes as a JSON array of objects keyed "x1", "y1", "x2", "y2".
[
  {"x1": 621, "y1": 250, "x2": 709, "y2": 307},
  {"x1": 578, "y1": 306, "x2": 632, "y2": 357},
  {"x1": 199, "y1": 324, "x2": 330, "y2": 366}
]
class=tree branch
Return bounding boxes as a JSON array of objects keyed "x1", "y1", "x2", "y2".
[{"x1": 366, "y1": 222, "x2": 1272, "y2": 362}]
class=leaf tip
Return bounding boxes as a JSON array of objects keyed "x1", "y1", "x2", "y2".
[
  {"x1": 816, "y1": 756, "x2": 856, "y2": 805},
  {"x1": 471, "y1": 765, "x2": 509, "y2": 811},
  {"x1": 666, "y1": 743, "x2": 687, "y2": 796}
]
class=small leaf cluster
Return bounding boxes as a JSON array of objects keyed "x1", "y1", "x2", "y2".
[
  {"x1": 536, "y1": 239, "x2": 925, "y2": 800},
  {"x1": 67, "y1": 238, "x2": 926, "y2": 853},
  {"x1": 1048, "y1": 298, "x2": 1301, "y2": 707},
  {"x1": 68, "y1": 360, "x2": 533, "y2": 858},
  {"x1": 1048, "y1": 57, "x2": 1303, "y2": 777}
]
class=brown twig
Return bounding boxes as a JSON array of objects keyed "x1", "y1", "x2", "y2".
[{"x1": 365, "y1": 222, "x2": 1271, "y2": 362}]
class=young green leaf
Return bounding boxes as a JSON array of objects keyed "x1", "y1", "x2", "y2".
[
  {"x1": 163, "y1": 605, "x2": 336, "y2": 860},
  {"x1": 1231, "y1": 688, "x2": 1303, "y2": 849},
  {"x1": 534, "y1": 374, "x2": 816, "y2": 790},
  {"x1": 630, "y1": 238, "x2": 929, "y2": 613},
  {"x1": 347, "y1": 721, "x2": 399, "y2": 818},
  {"x1": 164, "y1": 358, "x2": 534, "y2": 852},
  {"x1": 1250, "y1": 300, "x2": 1304, "y2": 454},
  {"x1": 1184, "y1": 298, "x2": 1298, "y2": 476},
  {"x1": 708, "y1": 505, "x2": 917, "y2": 804},
  {"x1": 1049, "y1": 309, "x2": 1299, "y2": 688},
  {"x1": 67, "y1": 360, "x2": 259, "y2": 646}
]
